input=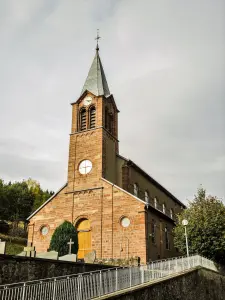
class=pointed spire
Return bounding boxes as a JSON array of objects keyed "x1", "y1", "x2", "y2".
[{"x1": 81, "y1": 32, "x2": 110, "y2": 97}]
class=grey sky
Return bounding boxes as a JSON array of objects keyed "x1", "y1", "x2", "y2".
[{"x1": 0, "y1": 0, "x2": 224, "y2": 203}]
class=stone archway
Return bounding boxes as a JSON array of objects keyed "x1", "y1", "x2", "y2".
[{"x1": 76, "y1": 219, "x2": 91, "y2": 259}]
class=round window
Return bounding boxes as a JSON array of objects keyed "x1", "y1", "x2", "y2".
[
  {"x1": 79, "y1": 160, "x2": 92, "y2": 175},
  {"x1": 40, "y1": 226, "x2": 49, "y2": 236},
  {"x1": 121, "y1": 217, "x2": 130, "y2": 228}
]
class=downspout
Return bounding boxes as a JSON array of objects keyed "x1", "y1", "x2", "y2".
[
  {"x1": 28, "y1": 222, "x2": 35, "y2": 246},
  {"x1": 111, "y1": 183, "x2": 114, "y2": 259},
  {"x1": 71, "y1": 104, "x2": 78, "y2": 223},
  {"x1": 145, "y1": 204, "x2": 149, "y2": 262},
  {"x1": 101, "y1": 186, "x2": 103, "y2": 258}
]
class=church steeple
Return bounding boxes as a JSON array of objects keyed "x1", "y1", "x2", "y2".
[
  {"x1": 68, "y1": 35, "x2": 119, "y2": 191},
  {"x1": 81, "y1": 48, "x2": 110, "y2": 97}
]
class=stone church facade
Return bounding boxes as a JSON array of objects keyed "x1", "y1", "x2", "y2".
[{"x1": 27, "y1": 45, "x2": 185, "y2": 263}]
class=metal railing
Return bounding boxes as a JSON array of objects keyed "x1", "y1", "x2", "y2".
[{"x1": 0, "y1": 255, "x2": 217, "y2": 300}]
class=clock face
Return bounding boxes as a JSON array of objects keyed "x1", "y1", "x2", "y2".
[
  {"x1": 83, "y1": 96, "x2": 92, "y2": 106},
  {"x1": 79, "y1": 159, "x2": 92, "y2": 175}
]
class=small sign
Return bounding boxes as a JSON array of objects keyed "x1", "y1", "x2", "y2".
[
  {"x1": 24, "y1": 246, "x2": 35, "y2": 252},
  {"x1": 0, "y1": 239, "x2": 6, "y2": 255}
]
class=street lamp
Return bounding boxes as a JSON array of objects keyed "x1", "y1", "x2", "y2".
[{"x1": 182, "y1": 219, "x2": 189, "y2": 257}]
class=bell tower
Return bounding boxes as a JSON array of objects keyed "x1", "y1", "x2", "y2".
[{"x1": 67, "y1": 41, "x2": 119, "y2": 193}]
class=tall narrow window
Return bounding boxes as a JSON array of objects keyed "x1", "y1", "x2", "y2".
[
  {"x1": 151, "y1": 220, "x2": 156, "y2": 244},
  {"x1": 133, "y1": 183, "x2": 139, "y2": 197},
  {"x1": 165, "y1": 226, "x2": 170, "y2": 250},
  {"x1": 145, "y1": 191, "x2": 149, "y2": 204},
  {"x1": 80, "y1": 108, "x2": 86, "y2": 131},
  {"x1": 89, "y1": 106, "x2": 96, "y2": 129},
  {"x1": 154, "y1": 197, "x2": 158, "y2": 209},
  {"x1": 109, "y1": 113, "x2": 114, "y2": 134},
  {"x1": 162, "y1": 203, "x2": 166, "y2": 214},
  {"x1": 170, "y1": 208, "x2": 173, "y2": 219}
]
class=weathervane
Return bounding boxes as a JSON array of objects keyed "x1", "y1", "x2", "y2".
[{"x1": 95, "y1": 29, "x2": 101, "y2": 50}]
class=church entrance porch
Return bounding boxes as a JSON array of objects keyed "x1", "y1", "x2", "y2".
[{"x1": 76, "y1": 219, "x2": 91, "y2": 259}]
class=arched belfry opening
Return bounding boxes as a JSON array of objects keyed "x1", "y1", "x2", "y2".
[
  {"x1": 89, "y1": 106, "x2": 96, "y2": 129},
  {"x1": 76, "y1": 218, "x2": 91, "y2": 259},
  {"x1": 80, "y1": 108, "x2": 87, "y2": 131}
]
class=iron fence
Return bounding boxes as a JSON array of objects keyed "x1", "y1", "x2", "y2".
[{"x1": 0, "y1": 254, "x2": 217, "y2": 300}]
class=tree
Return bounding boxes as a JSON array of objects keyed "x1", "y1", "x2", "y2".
[
  {"x1": 174, "y1": 186, "x2": 225, "y2": 265},
  {"x1": 0, "y1": 179, "x2": 9, "y2": 220},
  {"x1": 49, "y1": 221, "x2": 78, "y2": 256},
  {"x1": 6, "y1": 181, "x2": 35, "y2": 227},
  {"x1": 25, "y1": 178, "x2": 54, "y2": 211},
  {"x1": 0, "y1": 178, "x2": 54, "y2": 223}
]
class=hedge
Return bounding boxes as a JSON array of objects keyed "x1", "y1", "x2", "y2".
[
  {"x1": 49, "y1": 221, "x2": 78, "y2": 256},
  {"x1": 0, "y1": 233, "x2": 27, "y2": 246}
]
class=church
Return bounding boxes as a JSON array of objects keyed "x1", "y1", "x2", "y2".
[{"x1": 27, "y1": 41, "x2": 185, "y2": 263}]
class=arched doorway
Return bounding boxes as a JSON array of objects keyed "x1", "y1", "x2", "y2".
[{"x1": 76, "y1": 219, "x2": 91, "y2": 259}]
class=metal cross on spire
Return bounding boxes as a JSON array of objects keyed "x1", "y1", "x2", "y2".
[{"x1": 95, "y1": 29, "x2": 101, "y2": 51}]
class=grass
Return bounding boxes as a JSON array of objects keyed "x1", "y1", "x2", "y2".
[
  {"x1": 5, "y1": 242, "x2": 24, "y2": 255},
  {"x1": 0, "y1": 232, "x2": 27, "y2": 255}
]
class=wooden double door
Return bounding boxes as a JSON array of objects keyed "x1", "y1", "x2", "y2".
[{"x1": 77, "y1": 219, "x2": 91, "y2": 259}]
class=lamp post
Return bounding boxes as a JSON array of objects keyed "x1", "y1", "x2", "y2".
[{"x1": 182, "y1": 219, "x2": 189, "y2": 257}]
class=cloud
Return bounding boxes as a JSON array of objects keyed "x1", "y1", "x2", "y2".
[{"x1": 0, "y1": 0, "x2": 224, "y2": 203}]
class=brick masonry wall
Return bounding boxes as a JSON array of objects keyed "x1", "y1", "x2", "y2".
[
  {"x1": 28, "y1": 179, "x2": 147, "y2": 263},
  {"x1": 67, "y1": 129, "x2": 103, "y2": 192}
]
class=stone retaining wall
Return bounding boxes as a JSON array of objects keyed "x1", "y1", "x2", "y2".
[
  {"x1": 99, "y1": 268, "x2": 225, "y2": 300},
  {"x1": 0, "y1": 254, "x2": 112, "y2": 285}
]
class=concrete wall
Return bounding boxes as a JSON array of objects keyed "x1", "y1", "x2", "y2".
[
  {"x1": 99, "y1": 268, "x2": 225, "y2": 300},
  {"x1": 0, "y1": 254, "x2": 111, "y2": 285}
]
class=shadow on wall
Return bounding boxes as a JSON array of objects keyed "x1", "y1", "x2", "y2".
[{"x1": 0, "y1": 254, "x2": 112, "y2": 285}]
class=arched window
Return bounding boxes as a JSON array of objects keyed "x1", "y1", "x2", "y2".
[
  {"x1": 80, "y1": 108, "x2": 86, "y2": 131},
  {"x1": 162, "y1": 203, "x2": 166, "y2": 214},
  {"x1": 109, "y1": 113, "x2": 114, "y2": 134},
  {"x1": 145, "y1": 191, "x2": 149, "y2": 203},
  {"x1": 133, "y1": 183, "x2": 139, "y2": 197},
  {"x1": 154, "y1": 197, "x2": 158, "y2": 209},
  {"x1": 170, "y1": 208, "x2": 173, "y2": 219},
  {"x1": 89, "y1": 106, "x2": 96, "y2": 129}
]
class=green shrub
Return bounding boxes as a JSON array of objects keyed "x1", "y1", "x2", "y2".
[
  {"x1": 49, "y1": 221, "x2": 78, "y2": 256},
  {"x1": 6, "y1": 242, "x2": 24, "y2": 255}
]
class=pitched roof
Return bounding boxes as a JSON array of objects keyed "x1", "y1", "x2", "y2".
[
  {"x1": 81, "y1": 49, "x2": 110, "y2": 97},
  {"x1": 117, "y1": 154, "x2": 186, "y2": 208}
]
